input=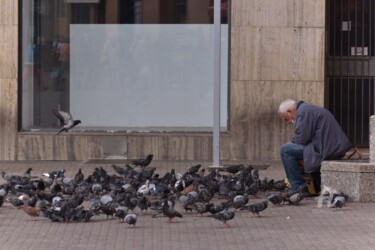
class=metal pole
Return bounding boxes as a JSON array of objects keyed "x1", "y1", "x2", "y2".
[{"x1": 213, "y1": 0, "x2": 221, "y2": 168}]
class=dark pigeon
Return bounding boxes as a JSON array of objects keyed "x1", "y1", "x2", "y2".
[
  {"x1": 74, "y1": 168, "x2": 84, "y2": 183},
  {"x1": 162, "y1": 199, "x2": 183, "y2": 223},
  {"x1": 266, "y1": 192, "x2": 286, "y2": 206},
  {"x1": 137, "y1": 194, "x2": 150, "y2": 214},
  {"x1": 115, "y1": 206, "x2": 129, "y2": 222},
  {"x1": 224, "y1": 164, "x2": 245, "y2": 175},
  {"x1": 132, "y1": 154, "x2": 154, "y2": 171},
  {"x1": 184, "y1": 164, "x2": 202, "y2": 176},
  {"x1": 23, "y1": 168, "x2": 33, "y2": 178}
]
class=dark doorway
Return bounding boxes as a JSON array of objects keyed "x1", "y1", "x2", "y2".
[{"x1": 326, "y1": 0, "x2": 375, "y2": 146}]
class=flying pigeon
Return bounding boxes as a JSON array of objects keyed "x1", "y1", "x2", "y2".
[{"x1": 52, "y1": 110, "x2": 81, "y2": 135}]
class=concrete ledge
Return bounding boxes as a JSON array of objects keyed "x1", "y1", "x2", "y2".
[{"x1": 321, "y1": 160, "x2": 375, "y2": 202}]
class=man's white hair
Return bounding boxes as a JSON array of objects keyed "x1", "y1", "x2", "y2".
[{"x1": 278, "y1": 99, "x2": 297, "y2": 114}]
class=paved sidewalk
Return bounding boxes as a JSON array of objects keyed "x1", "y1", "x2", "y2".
[{"x1": 0, "y1": 161, "x2": 374, "y2": 250}]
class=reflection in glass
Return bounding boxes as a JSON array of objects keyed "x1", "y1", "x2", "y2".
[{"x1": 21, "y1": 0, "x2": 229, "y2": 132}]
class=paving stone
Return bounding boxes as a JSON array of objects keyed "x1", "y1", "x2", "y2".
[{"x1": 0, "y1": 161, "x2": 374, "y2": 250}]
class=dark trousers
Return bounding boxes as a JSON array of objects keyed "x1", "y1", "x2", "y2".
[{"x1": 310, "y1": 170, "x2": 321, "y2": 194}]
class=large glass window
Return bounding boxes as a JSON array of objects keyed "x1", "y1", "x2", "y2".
[{"x1": 21, "y1": 0, "x2": 229, "y2": 132}]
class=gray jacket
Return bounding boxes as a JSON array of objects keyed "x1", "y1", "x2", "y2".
[{"x1": 291, "y1": 101, "x2": 352, "y2": 173}]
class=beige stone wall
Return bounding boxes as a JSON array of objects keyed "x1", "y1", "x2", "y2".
[
  {"x1": 1, "y1": 1, "x2": 326, "y2": 162},
  {"x1": 0, "y1": 0, "x2": 18, "y2": 160},
  {"x1": 229, "y1": 0, "x2": 325, "y2": 161}
]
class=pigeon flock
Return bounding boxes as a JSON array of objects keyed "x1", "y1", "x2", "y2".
[{"x1": 0, "y1": 156, "x2": 349, "y2": 227}]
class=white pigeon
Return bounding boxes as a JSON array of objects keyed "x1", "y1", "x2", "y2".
[
  {"x1": 137, "y1": 180, "x2": 150, "y2": 195},
  {"x1": 100, "y1": 194, "x2": 113, "y2": 205}
]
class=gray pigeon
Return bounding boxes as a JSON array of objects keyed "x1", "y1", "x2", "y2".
[
  {"x1": 241, "y1": 200, "x2": 268, "y2": 216},
  {"x1": 7, "y1": 197, "x2": 25, "y2": 207},
  {"x1": 218, "y1": 180, "x2": 230, "y2": 199},
  {"x1": 125, "y1": 213, "x2": 137, "y2": 227},
  {"x1": 193, "y1": 202, "x2": 214, "y2": 215},
  {"x1": 1, "y1": 171, "x2": 14, "y2": 182},
  {"x1": 52, "y1": 110, "x2": 81, "y2": 135},
  {"x1": 330, "y1": 195, "x2": 347, "y2": 209},
  {"x1": 100, "y1": 194, "x2": 113, "y2": 205},
  {"x1": 209, "y1": 202, "x2": 225, "y2": 214},
  {"x1": 115, "y1": 206, "x2": 129, "y2": 222},
  {"x1": 208, "y1": 208, "x2": 235, "y2": 227},
  {"x1": 231, "y1": 194, "x2": 249, "y2": 209},
  {"x1": 0, "y1": 183, "x2": 10, "y2": 197},
  {"x1": 288, "y1": 192, "x2": 304, "y2": 206},
  {"x1": 162, "y1": 199, "x2": 183, "y2": 223}
]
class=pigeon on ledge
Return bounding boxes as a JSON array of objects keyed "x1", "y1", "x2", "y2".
[{"x1": 132, "y1": 154, "x2": 153, "y2": 167}]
